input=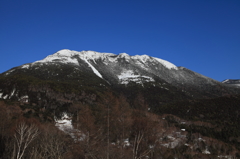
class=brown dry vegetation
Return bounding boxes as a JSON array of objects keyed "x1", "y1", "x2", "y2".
[{"x1": 0, "y1": 94, "x2": 240, "y2": 159}]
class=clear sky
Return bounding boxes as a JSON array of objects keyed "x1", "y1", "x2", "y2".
[{"x1": 1, "y1": 0, "x2": 239, "y2": 81}]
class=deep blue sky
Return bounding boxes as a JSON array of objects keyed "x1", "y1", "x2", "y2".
[{"x1": 1, "y1": 0, "x2": 239, "y2": 81}]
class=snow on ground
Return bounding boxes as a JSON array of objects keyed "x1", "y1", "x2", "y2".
[
  {"x1": 154, "y1": 58, "x2": 178, "y2": 70},
  {"x1": 55, "y1": 113, "x2": 74, "y2": 133},
  {"x1": 5, "y1": 69, "x2": 15, "y2": 75},
  {"x1": 18, "y1": 95, "x2": 29, "y2": 103},
  {"x1": 132, "y1": 55, "x2": 149, "y2": 63},
  {"x1": 118, "y1": 70, "x2": 136, "y2": 80},
  {"x1": 9, "y1": 88, "x2": 16, "y2": 99},
  {"x1": 54, "y1": 49, "x2": 115, "y2": 64},
  {"x1": 83, "y1": 59, "x2": 103, "y2": 79},
  {"x1": 132, "y1": 54, "x2": 178, "y2": 70},
  {"x1": 34, "y1": 54, "x2": 79, "y2": 65},
  {"x1": 80, "y1": 50, "x2": 115, "y2": 61},
  {"x1": 3, "y1": 94, "x2": 8, "y2": 99},
  {"x1": 162, "y1": 138, "x2": 182, "y2": 149},
  {"x1": 34, "y1": 49, "x2": 79, "y2": 65},
  {"x1": 117, "y1": 53, "x2": 131, "y2": 62},
  {"x1": 202, "y1": 146, "x2": 211, "y2": 154},
  {"x1": 222, "y1": 79, "x2": 230, "y2": 83},
  {"x1": 22, "y1": 64, "x2": 30, "y2": 69},
  {"x1": 55, "y1": 113, "x2": 84, "y2": 141},
  {"x1": 123, "y1": 138, "x2": 130, "y2": 147},
  {"x1": 117, "y1": 70, "x2": 154, "y2": 84}
]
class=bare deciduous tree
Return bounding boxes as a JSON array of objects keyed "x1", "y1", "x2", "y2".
[
  {"x1": 131, "y1": 115, "x2": 158, "y2": 159},
  {"x1": 13, "y1": 122, "x2": 40, "y2": 159},
  {"x1": 39, "y1": 131, "x2": 65, "y2": 159}
]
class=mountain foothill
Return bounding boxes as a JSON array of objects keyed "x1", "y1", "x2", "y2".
[{"x1": 0, "y1": 49, "x2": 239, "y2": 158}]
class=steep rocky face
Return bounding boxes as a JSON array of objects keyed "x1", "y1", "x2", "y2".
[{"x1": 0, "y1": 49, "x2": 239, "y2": 109}]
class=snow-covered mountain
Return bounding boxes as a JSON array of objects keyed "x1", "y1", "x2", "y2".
[
  {"x1": 2, "y1": 49, "x2": 218, "y2": 86},
  {"x1": 13, "y1": 50, "x2": 239, "y2": 91},
  {"x1": 17, "y1": 49, "x2": 178, "y2": 85},
  {"x1": 1, "y1": 49, "x2": 240, "y2": 158},
  {"x1": 0, "y1": 49, "x2": 239, "y2": 108}
]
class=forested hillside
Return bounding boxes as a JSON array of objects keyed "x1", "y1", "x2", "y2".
[{"x1": 0, "y1": 92, "x2": 240, "y2": 159}]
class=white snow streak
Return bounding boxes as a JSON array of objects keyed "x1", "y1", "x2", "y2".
[
  {"x1": 9, "y1": 88, "x2": 16, "y2": 99},
  {"x1": 83, "y1": 59, "x2": 103, "y2": 79},
  {"x1": 3, "y1": 94, "x2": 8, "y2": 99}
]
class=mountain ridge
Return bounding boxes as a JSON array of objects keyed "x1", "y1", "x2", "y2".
[
  {"x1": 1, "y1": 49, "x2": 239, "y2": 102},
  {"x1": 222, "y1": 79, "x2": 240, "y2": 88},
  {"x1": 0, "y1": 49, "x2": 240, "y2": 158}
]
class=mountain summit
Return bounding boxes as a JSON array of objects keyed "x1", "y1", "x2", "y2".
[
  {"x1": 0, "y1": 49, "x2": 239, "y2": 107},
  {"x1": 21, "y1": 49, "x2": 178, "y2": 83},
  {"x1": 1, "y1": 50, "x2": 240, "y2": 158},
  {"x1": 33, "y1": 49, "x2": 178, "y2": 70},
  {"x1": 1, "y1": 49, "x2": 217, "y2": 86}
]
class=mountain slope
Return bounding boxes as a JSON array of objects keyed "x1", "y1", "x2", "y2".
[
  {"x1": 0, "y1": 49, "x2": 239, "y2": 110},
  {"x1": 0, "y1": 49, "x2": 240, "y2": 158}
]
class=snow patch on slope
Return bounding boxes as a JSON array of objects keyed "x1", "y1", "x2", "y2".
[
  {"x1": 55, "y1": 113, "x2": 73, "y2": 133},
  {"x1": 34, "y1": 49, "x2": 79, "y2": 65},
  {"x1": 132, "y1": 54, "x2": 178, "y2": 70},
  {"x1": 3, "y1": 94, "x2": 8, "y2": 99},
  {"x1": 117, "y1": 53, "x2": 131, "y2": 62},
  {"x1": 22, "y1": 64, "x2": 30, "y2": 69},
  {"x1": 4, "y1": 69, "x2": 15, "y2": 75},
  {"x1": 34, "y1": 55, "x2": 79, "y2": 65},
  {"x1": 83, "y1": 59, "x2": 103, "y2": 79},
  {"x1": 18, "y1": 95, "x2": 29, "y2": 103},
  {"x1": 154, "y1": 58, "x2": 178, "y2": 70},
  {"x1": 80, "y1": 50, "x2": 114, "y2": 60},
  {"x1": 55, "y1": 113, "x2": 84, "y2": 141},
  {"x1": 202, "y1": 146, "x2": 211, "y2": 154},
  {"x1": 118, "y1": 70, "x2": 154, "y2": 84},
  {"x1": 118, "y1": 70, "x2": 137, "y2": 80},
  {"x1": 9, "y1": 88, "x2": 16, "y2": 99}
]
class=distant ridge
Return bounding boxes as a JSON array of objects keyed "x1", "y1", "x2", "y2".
[{"x1": 222, "y1": 79, "x2": 240, "y2": 87}]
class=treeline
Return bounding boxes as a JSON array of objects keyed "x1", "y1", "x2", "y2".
[
  {"x1": 0, "y1": 95, "x2": 164, "y2": 159},
  {"x1": 154, "y1": 95, "x2": 240, "y2": 150},
  {"x1": 0, "y1": 92, "x2": 240, "y2": 158}
]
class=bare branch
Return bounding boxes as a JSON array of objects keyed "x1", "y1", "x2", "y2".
[{"x1": 13, "y1": 122, "x2": 40, "y2": 159}]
